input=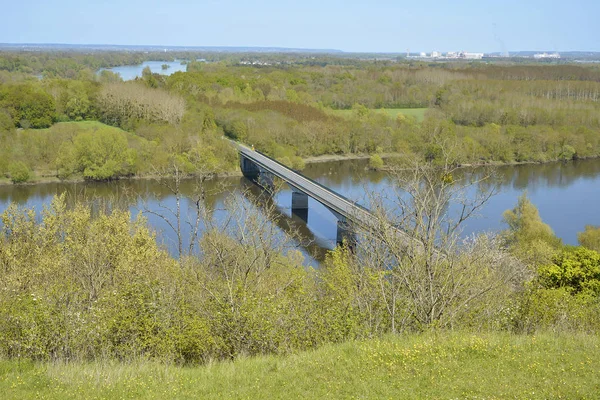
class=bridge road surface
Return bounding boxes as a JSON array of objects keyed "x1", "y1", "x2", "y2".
[{"x1": 234, "y1": 142, "x2": 373, "y2": 224}]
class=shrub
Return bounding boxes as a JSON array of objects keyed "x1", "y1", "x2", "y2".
[
  {"x1": 538, "y1": 246, "x2": 600, "y2": 296},
  {"x1": 578, "y1": 225, "x2": 600, "y2": 252},
  {"x1": 513, "y1": 287, "x2": 600, "y2": 333},
  {"x1": 291, "y1": 155, "x2": 305, "y2": 171},
  {"x1": 369, "y1": 154, "x2": 384, "y2": 170},
  {"x1": 55, "y1": 128, "x2": 138, "y2": 180},
  {"x1": 8, "y1": 161, "x2": 31, "y2": 183}
]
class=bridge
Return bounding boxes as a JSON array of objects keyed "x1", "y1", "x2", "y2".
[{"x1": 234, "y1": 141, "x2": 409, "y2": 247}]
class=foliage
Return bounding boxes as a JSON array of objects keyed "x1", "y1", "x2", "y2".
[
  {"x1": 55, "y1": 124, "x2": 139, "y2": 180},
  {"x1": 346, "y1": 163, "x2": 527, "y2": 331},
  {"x1": 7, "y1": 161, "x2": 31, "y2": 183},
  {"x1": 501, "y1": 197, "x2": 600, "y2": 334},
  {"x1": 502, "y1": 192, "x2": 562, "y2": 265},
  {"x1": 538, "y1": 247, "x2": 600, "y2": 295},
  {"x1": 0, "y1": 195, "x2": 369, "y2": 363},
  {"x1": 2, "y1": 55, "x2": 600, "y2": 181},
  {"x1": 513, "y1": 287, "x2": 600, "y2": 333},
  {"x1": 368, "y1": 154, "x2": 384, "y2": 170},
  {"x1": 97, "y1": 82, "x2": 185, "y2": 127},
  {"x1": 0, "y1": 83, "x2": 55, "y2": 128},
  {"x1": 578, "y1": 225, "x2": 600, "y2": 252}
]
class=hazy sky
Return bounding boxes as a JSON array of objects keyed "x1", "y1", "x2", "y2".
[{"x1": 1, "y1": 0, "x2": 598, "y2": 52}]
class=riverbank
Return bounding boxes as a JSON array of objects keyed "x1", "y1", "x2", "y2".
[
  {"x1": 0, "y1": 170, "x2": 245, "y2": 187},
  {"x1": 2, "y1": 331, "x2": 598, "y2": 399},
  {"x1": 368, "y1": 153, "x2": 600, "y2": 171},
  {"x1": 0, "y1": 152, "x2": 375, "y2": 186},
  {"x1": 2, "y1": 153, "x2": 599, "y2": 187}
]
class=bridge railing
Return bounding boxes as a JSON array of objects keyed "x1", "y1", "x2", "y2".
[{"x1": 243, "y1": 146, "x2": 372, "y2": 215}]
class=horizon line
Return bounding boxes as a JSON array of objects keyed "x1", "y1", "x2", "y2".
[{"x1": 1, "y1": 42, "x2": 600, "y2": 55}]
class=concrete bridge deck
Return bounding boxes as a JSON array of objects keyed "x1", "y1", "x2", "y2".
[{"x1": 235, "y1": 142, "x2": 373, "y2": 224}]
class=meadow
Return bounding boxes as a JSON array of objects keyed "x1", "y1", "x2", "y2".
[
  {"x1": 2, "y1": 331, "x2": 598, "y2": 399},
  {"x1": 329, "y1": 107, "x2": 428, "y2": 122}
]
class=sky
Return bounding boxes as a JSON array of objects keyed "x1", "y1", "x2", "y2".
[{"x1": 1, "y1": 0, "x2": 598, "y2": 53}]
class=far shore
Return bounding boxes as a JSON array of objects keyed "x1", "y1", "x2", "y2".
[{"x1": 1, "y1": 153, "x2": 597, "y2": 187}]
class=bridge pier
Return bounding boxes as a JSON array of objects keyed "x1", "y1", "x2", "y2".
[
  {"x1": 291, "y1": 190, "x2": 309, "y2": 222},
  {"x1": 336, "y1": 219, "x2": 356, "y2": 249},
  {"x1": 240, "y1": 155, "x2": 260, "y2": 179},
  {"x1": 241, "y1": 154, "x2": 275, "y2": 191},
  {"x1": 258, "y1": 172, "x2": 275, "y2": 192}
]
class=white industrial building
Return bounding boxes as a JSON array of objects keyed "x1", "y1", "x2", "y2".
[
  {"x1": 533, "y1": 52, "x2": 561, "y2": 59},
  {"x1": 462, "y1": 52, "x2": 484, "y2": 59}
]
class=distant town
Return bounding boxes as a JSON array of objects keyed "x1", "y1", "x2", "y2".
[
  {"x1": 407, "y1": 50, "x2": 562, "y2": 60},
  {"x1": 2, "y1": 43, "x2": 600, "y2": 62}
]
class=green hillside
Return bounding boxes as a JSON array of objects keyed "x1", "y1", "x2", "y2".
[{"x1": 2, "y1": 332, "x2": 599, "y2": 399}]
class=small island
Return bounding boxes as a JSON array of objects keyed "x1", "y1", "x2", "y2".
[{"x1": 161, "y1": 63, "x2": 170, "y2": 70}]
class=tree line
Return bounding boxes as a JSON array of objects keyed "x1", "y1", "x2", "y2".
[{"x1": 1, "y1": 52, "x2": 600, "y2": 184}]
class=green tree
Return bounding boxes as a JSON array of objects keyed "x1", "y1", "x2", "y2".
[
  {"x1": 8, "y1": 161, "x2": 31, "y2": 183},
  {"x1": 503, "y1": 192, "x2": 562, "y2": 265},
  {"x1": 224, "y1": 120, "x2": 248, "y2": 141},
  {"x1": 369, "y1": 154, "x2": 384, "y2": 170},
  {"x1": 578, "y1": 225, "x2": 600, "y2": 252},
  {"x1": 0, "y1": 84, "x2": 55, "y2": 128},
  {"x1": 97, "y1": 70, "x2": 123, "y2": 83},
  {"x1": 0, "y1": 108, "x2": 13, "y2": 131},
  {"x1": 69, "y1": 128, "x2": 137, "y2": 180},
  {"x1": 142, "y1": 66, "x2": 158, "y2": 88},
  {"x1": 538, "y1": 247, "x2": 600, "y2": 296}
]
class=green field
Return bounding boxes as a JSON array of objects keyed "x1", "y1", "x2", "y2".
[
  {"x1": 2, "y1": 332, "x2": 599, "y2": 399},
  {"x1": 33, "y1": 120, "x2": 127, "y2": 133},
  {"x1": 330, "y1": 108, "x2": 428, "y2": 122}
]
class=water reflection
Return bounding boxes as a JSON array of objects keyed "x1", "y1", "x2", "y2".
[
  {"x1": 97, "y1": 60, "x2": 188, "y2": 81},
  {"x1": 301, "y1": 158, "x2": 600, "y2": 245}
]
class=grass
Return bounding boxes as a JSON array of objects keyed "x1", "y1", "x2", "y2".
[
  {"x1": 1, "y1": 331, "x2": 599, "y2": 399},
  {"x1": 330, "y1": 108, "x2": 428, "y2": 122},
  {"x1": 32, "y1": 120, "x2": 127, "y2": 133}
]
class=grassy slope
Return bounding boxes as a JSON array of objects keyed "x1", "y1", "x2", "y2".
[
  {"x1": 1, "y1": 332, "x2": 599, "y2": 399},
  {"x1": 330, "y1": 108, "x2": 428, "y2": 122},
  {"x1": 39, "y1": 120, "x2": 123, "y2": 131},
  {"x1": 27, "y1": 120, "x2": 129, "y2": 138}
]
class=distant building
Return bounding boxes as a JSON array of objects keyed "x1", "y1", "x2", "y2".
[
  {"x1": 444, "y1": 51, "x2": 484, "y2": 60},
  {"x1": 431, "y1": 51, "x2": 441, "y2": 58},
  {"x1": 420, "y1": 52, "x2": 427, "y2": 57},
  {"x1": 534, "y1": 52, "x2": 561, "y2": 59},
  {"x1": 463, "y1": 52, "x2": 484, "y2": 59}
]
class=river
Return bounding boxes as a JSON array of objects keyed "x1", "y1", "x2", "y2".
[
  {"x1": 1, "y1": 158, "x2": 599, "y2": 264},
  {"x1": 97, "y1": 60, "x2": 191, "y2": 80}
]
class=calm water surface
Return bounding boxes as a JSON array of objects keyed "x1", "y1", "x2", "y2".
[
  {"x1": 97, "y1": 60, "x2": 189, "y2": 80},
  {"x1": 1, "y1": 159, "x2": 599, "y2": 264}
]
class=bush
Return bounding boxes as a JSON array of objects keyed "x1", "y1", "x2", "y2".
[
  {"x1": 55, "y1": 128, "x2": 138, "y2": 180},
  {"x1": 291, "y1": 155, "x2": 305, "y2": 171},
  {"x1": 8, "y1": 161, "x2": 31, "y2": 183},
  {"x1": 513, "y1": 287, "x2": 600, "y2": 333},
  {"x1": 538, "y1": 246, "x2": 600, "y2": 296},
  {"x1": 578, "y1": 225, "x2": 600, "y2": 252},
  {"x1": 369, "y1": 154, "x2": 384, "y2": 170}
]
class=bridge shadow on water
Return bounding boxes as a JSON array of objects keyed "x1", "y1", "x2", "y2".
[{"x1": 239, "y1": 178, "x2": 332, "y2": 264}]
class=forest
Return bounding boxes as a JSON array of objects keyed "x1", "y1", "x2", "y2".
[{"x1": 1, "y1": 51, "x2": 600, "y2": 183}]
